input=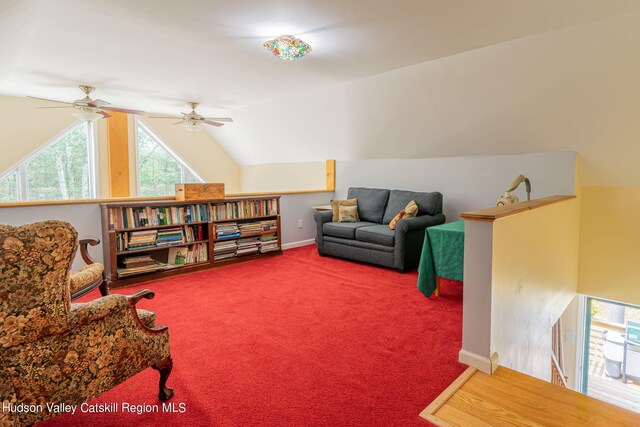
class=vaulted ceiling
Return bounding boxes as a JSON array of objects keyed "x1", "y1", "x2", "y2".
[
  {"x1": 1, "y1": 0, "x2": 640, "y2": 173},
  {"x1": 1, "y1": 0, "x2": 638, "y2": 113}
]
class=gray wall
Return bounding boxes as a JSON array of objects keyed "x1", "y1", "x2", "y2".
[
  {"x1": 0, "y1": 192, "x2": 335, "y2": 267},
  {"x1": 335, "y1": 152, "x2": 576, "y2": 220},
  {"x1": 0, "y1": 203, "x2": 104, "y2": 269},
  {"x1": 279, "y1": 192, "x2": 333, "y2": 247}
]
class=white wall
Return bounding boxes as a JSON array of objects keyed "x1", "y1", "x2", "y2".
[
  {"x1": 335, "y1": 152, "x2": 576, "y2": 219},
  {"x1": 240, "y1": 162, "x2": 326, "y2": 193},
  {"x1": 0, "y1": 96, "x2": 78, "y2": 175},
  {"x1": 215, "y1": 10, "x2": 640, "y2": 189},
  {"x1": 490, "y1": 198, "x2": 580, "y2": 380},
  {"x1": 138, "y1": 117, "x2": 241, "y2": 193}
]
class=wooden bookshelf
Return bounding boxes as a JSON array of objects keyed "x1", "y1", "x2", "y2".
[{"x1": 100, "y1": 196, "x2": 282, "y2": 287}]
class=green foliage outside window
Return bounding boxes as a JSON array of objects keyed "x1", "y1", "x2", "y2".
[
  {"x1": 138, "y1": 126, "x2": 186, "y2": 197},
  {"x1": 27, "y1": 123, "x2": 90, "y2": 200},
  {"x1": 0, "y1": 171, "x2": 18, "y2": 203}
]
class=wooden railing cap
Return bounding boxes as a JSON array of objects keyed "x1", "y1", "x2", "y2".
[{"x1": 460, "y1": 195, "x2": 576, "y2": 222}]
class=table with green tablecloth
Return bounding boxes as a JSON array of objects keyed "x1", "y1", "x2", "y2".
[{"x1": 417, "y1": 220, "x2": 464, "y2": 297}]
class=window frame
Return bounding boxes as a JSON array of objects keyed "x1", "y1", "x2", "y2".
[
  {"x1": 0, "y1": 121, "x2": 98, "y2": 202},
  {"x1": 134, "y1": 118, "x2": 204, "y2": 197}
]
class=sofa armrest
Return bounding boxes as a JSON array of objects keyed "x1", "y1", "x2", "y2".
[
  {"x1": 394, "y1": 213, "x2": 446, "y2": 271},
  {"x1": 395, "y1": 213, "x2": 446, "y2": 234},
  {"x1": 314, "y1": 210, "x2": 333, "y2": 224},
  {"x1": 314, "y1": 210, "x2": 333, "y2": 254}
]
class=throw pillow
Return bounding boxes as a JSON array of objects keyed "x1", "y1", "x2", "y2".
[
  {"x1": 338, "y1": 205, "x2": 359, "y2": 222},
  {"x1": 389, "y1": 210, "x2": 406, "y2": 230},
  {"x1": 330, "y1": 199, "x2": 359, "y2": 222},
  {"x1": 404, "y1": 200, "x2": 418, "y2": 218}
]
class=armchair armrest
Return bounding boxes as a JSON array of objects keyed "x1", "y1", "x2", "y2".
[
  {"x1": 70, "y1": 238, "x2": 108, "y2": 300},
  {"x1": 69, "y1": 294, "x2": 130, "y2": 327},
  {"x1": 79, "y1": 238, "x2": 100, "y2": 265},
  {"x1": 69, "y1": 289, "x2": 165, "y2": 332}
]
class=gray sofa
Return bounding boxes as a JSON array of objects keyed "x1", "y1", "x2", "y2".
[{"x1": 314, "y1": 187, "x2": 445, "y2": 272}]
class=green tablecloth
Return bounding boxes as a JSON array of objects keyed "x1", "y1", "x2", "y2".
[{"x1": 417, "y1": 220, "x2": 465, "y2": 297}]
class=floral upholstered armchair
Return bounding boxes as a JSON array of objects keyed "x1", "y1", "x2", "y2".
[{"x1": 0, "y1": 221, "x2": 173, "y2": 427}]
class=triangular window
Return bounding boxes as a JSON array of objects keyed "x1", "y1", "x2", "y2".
[
  {"x1": 0, "y1": 122, "x2": 96, "y2": 201},
  {"x1": 136, "y1": 120, "x2": 204, "y2": 197}
]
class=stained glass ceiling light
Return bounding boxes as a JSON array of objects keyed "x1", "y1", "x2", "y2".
[{"x1": 263, "y1": 35, "x2": 311, "y2": 61}]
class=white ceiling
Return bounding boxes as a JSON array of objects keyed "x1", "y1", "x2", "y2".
[{"x1": 1, "y1": 0, "x2": 640, "y2": 117}]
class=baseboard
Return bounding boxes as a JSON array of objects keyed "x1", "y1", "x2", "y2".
[
  {"x1": 458, "y1": 349, "x2": 499, "y2": 374},
  {"x1": 282, "y1": 239, "x2": 315, "y2": 250}
]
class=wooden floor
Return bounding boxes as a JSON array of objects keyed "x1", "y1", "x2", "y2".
[{"x1": 421, "y1": 366, "x2": 640, "y2": 426}]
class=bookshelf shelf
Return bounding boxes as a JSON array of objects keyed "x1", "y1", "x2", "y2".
[
  {"x1": 101, "y1": 196, "x2": 282, "y2": 287},
  {"x1": 116, "y1": 239, "x2": 209, "y2": 255},
  {"x1": 213, "y1": 231, "x2": 276, "y2": 242},
  {"x1": 112, "y1": 221, "x2": 210, "y2": 233}
]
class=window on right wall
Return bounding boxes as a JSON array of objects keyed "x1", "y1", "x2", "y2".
[{"x1": 136, "y1": 120, "x2": 204, "y2": 197}]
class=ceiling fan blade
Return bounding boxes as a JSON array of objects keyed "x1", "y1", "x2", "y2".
[
  {"x1": 204, "y1": 117, "x2": 233, "y2": 123},
  {"x1": 204, "y1": 120, "x2": 224, "y2": 127},
  {"x1": 27, "y1": 96, "x2": 73, "y2": 105},
  {"x1": 36, "y1": 106, "x2": 73, "y2": 109},
  {"x1": 103, "y1": 106, "x2": 145, "y2": 115},
  {"x1": 88, "y1": 98, "x2": 110, "y2": 107},
  {"x1": 172, "y1": 121, "x2": 186, "y2": 125},
  {"x1": 99, "y1": 111, "x2": 112, "y2": 118},
  {"x1": 147, "y1": 115, "x2": 183, "y2": 119}
]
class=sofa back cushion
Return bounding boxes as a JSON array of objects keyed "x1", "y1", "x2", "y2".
[
  {"x1": 382, "y1": 190, "x2": 443, "y2": 224},
  {"x1": 347, "y1": 187, "x2": 390, "y2": 223}
]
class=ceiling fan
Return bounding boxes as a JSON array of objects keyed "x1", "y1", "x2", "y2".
[
  {"x1": 29, "y1": 85, "x2": 145, "y2": 121},
  {"x1": 148, "y1": 102, "x2": 233, "y2": 132}
]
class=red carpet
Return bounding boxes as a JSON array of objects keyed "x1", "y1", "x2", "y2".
[{"x1": 40, "y1": 245, "x2": 465, "y2": 426}]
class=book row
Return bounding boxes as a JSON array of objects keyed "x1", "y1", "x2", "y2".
[
  {"x1": 117, "y1": 243, "x2": 209, "y2": 278},
  {"x1": 107, "y1": 199, "x2": 279, "y2": 230},
  {"x1": 116, "y1": 224, "x2": 206, "y2": 252}
]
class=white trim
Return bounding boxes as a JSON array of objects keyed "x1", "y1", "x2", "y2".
[
  {"x1": 17, "y1": 164, "x2": 27, "y2": 201},
  {"x1": 575, "y1": 294, "x2": 587, "y2": 391},
  {"x1": 458, "y1": 349, "x2": 499, "y2": 374},
  {"x1": 87, "y1": 122, "x2": 98, "y2": 198},
  {"x1": 282, "y1": 239, "x2": 315, "y2": 250}
]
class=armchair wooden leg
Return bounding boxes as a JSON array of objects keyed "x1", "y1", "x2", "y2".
[
  {"x1": 434, "y1": 275, "x2": 441, "y2": 297},
  {"x1": 98, "y1": 275, "x2": 109, "y2": 296},
  {"x1": 152, "y1": 356, "x2": 174, "y2": 401}
]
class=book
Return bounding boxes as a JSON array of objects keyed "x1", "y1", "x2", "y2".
[{"x1": 167, "y1": 247, "x2": 189, "y2": 265}]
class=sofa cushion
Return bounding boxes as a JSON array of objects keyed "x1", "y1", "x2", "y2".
[
  {"x1": 323, "y1": 221, "x2": 376, "y2": 239},
  {"x1": 330, "y1": 198, "x2": 359, "y2": 222},
  {"x1": 356, "y1": 224, "x2": 395, "y2": 247},
  {"x1": 347, "y1": 187, "x2": 390, "y2": 223},
  {"x1": 338, "y1": 205, "x2": 359, "y2": 222},
  {"x1": 382, "y1": 190, "x2": 443, "y2": 224}
]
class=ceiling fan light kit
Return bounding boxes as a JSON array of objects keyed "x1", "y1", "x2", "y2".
[
  {"x1": 147, "y1": 102, "x2": 233, "y2": 130},
  {"x1": 30, "y1": 85, "x2": 145, "y2": 123},
  {"x1": 263, "y1": 35, "x2": 311, "y2": 61},
  {"x1": 72, "y1": 106, "x2": 105, "y2": 122}
]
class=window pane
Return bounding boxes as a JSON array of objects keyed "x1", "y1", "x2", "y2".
[
  {"x1": 27, "y1": 123, "x2": 90, "y2": 201},
  {"x1": 186, "y1": 169, "x2": 201, "y2": 183},
  {"x1": 0, "y1": 171, "x2": 18, "y2": 203},
  {"x1": 138, "y1": 126, "x2": 183, "y2": 197}
]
